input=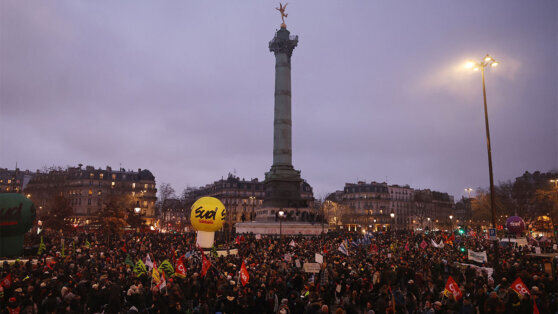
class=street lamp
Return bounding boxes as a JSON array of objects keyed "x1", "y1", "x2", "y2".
[
  {"x1": 249, "y1": 196, "x2": 256, "y2": 221},
  {"x1": 465, "y1": 54, "x2": 499, "y2": 232},
  {"x1": 449, "y1": 215, "x2": 454, "y2": 233},
  {"x1": 134, "y1": 201, "x2": 141, "y2": 214},
  {"x1": 465, "y1": 188, "x2": 473, "y2": 199},
  {"x1": 427, "y1": 217, "x2": 431, "y2": 230},
  {"x1": 390, "y1": 212, "x2": 395, "y2": 231},
  {"x1": 278, "y1": 210, "x2": 285, "y2": 239}
]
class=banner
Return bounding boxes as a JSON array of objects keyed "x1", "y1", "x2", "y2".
[
  {"x1": 456, "y1": 263, "x2": 493, "y2": 280},
  {"x1": 303, "y1": 263, "x2": 321, "y2": 273},
  {"x1": 444, "y1": 276, "x2": 462, "y2": 300},
  {"x1": 467, "y1": 250, "x2": 487, "y2": 263},
  {"x1": 511, "y1": 277, "x2": 530, "y2": 295}
]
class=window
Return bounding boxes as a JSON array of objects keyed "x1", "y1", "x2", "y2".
[
  {"x1": 112, "y1": 174, "x2": 116, "y2": 180},
  {"x1": 143, "y1": 201, "x2": 147, "y2": 207},
  {"x1": 111, "y1": 182, "x2": 115, "y2": 188},
  {"x1": 132, "y1": 183, "x2": 136, "y2": 189},
  {"x1": 97, "y1": 190, "x2": 102, "y2": 196},
  {"x1": 88, "y1": 189, "x2": 93, "y2": 195},
  {"x1": 90, "y1": 173, "x2": 94, "y2": 179},
  {"x1": 144, "y1": 184, "x2": 148, "y2": 189},
  {"x1": 100, "y1": 173, "x2": 104, "y2": 179}
]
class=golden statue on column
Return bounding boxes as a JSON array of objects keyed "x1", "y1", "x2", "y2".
[{"x1": 276, "y1": 3, "x2": 288, "y2": 28}]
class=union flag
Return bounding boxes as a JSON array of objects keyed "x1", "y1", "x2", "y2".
[
  {"x1": 240, "y1": 261, "x2": 250, "y2": 286},
  {"x1": 444, "y1": 276, "x2": 462, "y2": 300}
]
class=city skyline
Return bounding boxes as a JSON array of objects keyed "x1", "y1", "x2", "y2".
[{"x1": 1, "y1": 1, "x2": 556, "y2": 201}]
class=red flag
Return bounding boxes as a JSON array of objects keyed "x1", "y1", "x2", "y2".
[
  {"x1": 444, "y1": 276, "x2": 462, "y2": 300},
  {"x1": 420, "y1": 240, "x2": 428, "y2": 249},
  {"x1": 511, "y1": 277, "x2": 530, "y2": 295},
  {"x1": 235, "y1": 236, "x2": 240, "y2": 245},
  {"x1": 200, "y1": 248, "x2": 211, "y2": 278},
  {"x1": 534, "y1": 299, "x2": 540, "y2": 314},
  {"x1": 323, "y1": 245, "x2": 328, "y2": 255},
  {"x1": 240, "y1": 261, "x2": 250, "y2": 286},
  {"x1": 121, "y1": 243, "x2": 127, "y2": 253},
  {"x1": 449, "y1": 234, "x2": 455, "y2": 241},
  {"x1": 175, "y1": 257, "x2": 187, "y2": 278},
  {"x1": 240, "y1": 235, "x2": 245, "y2": 242},
  {"x1": 1, "y1": 274, "x2": 11, "y2": 288}
]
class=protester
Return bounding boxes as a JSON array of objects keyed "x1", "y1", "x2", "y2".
[{"x1": 0, "y1": 229, "x2": 556, "y2": 313}]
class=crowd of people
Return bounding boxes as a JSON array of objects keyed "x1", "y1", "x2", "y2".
[{"x1": 1, "y1": 228, "x2": 557, "y2": 314}]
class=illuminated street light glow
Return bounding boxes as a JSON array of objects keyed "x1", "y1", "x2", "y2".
[{"x1": 465, "y1": 61, "x2": 476, "y2": 69}]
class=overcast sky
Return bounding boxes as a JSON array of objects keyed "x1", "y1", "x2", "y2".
[{"x1": 1, "y1": 1, "x2": 556, "y2": 200}]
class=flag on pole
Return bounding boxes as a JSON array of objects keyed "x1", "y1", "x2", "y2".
[
  {"x1": 159, "y1": 260, "x2": 175, "y2": 278},
  {"x1": 145, "y1": 254, "x2": 153, "y2": 270},
  {"x1": 511, "y1": 277, "x2": 530, "y2": 295},
  {"x1": 200, "y1": 248, "x2": 211, "y2": 278},
  {"x1": 175, "y1": 257, "x2": 187, "y2": 278},
  {"x1": 338, "y1": 242, "x2": 349, "y2": 256},
  {"x1": 240, "y1": 261, "x2": 250, "y2": 286},
  {"x1": 0, "y1": 274, "x2": 12, "y2": 288},
  {"x1": 158, "y1": 271, "x2": 167, "y2": 291},
  {"x1": 235, "y1": 236, "x2": 241, "y2": 245},
  {"x1": 444, "y1": 276, "x2": 462, "y2": 300},
  {"x1": 133, "y1": 260, "x2": 147, "y2": 277},
  {"x1": 38, "y1": 236, "x2": 46, "y2": 255},
  {"x1": 151, "y1": 261, "x2": 161, "y2": 288}
]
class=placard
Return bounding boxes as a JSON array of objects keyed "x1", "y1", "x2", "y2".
[{"x1": 303, "y1": 263, "x2": 321, "y2": 273}]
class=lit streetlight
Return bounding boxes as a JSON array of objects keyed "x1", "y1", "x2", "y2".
[
  {"x1": 465, "y1": 188, "x2": 473, "y2": 199},
  {"x1": 465, "y1": 54, "x2": 499, "y2": 233},
  {"x1": 390, "y1": 212, "x2": 395, "y2": 231},
  {"x1": 449, "y1": 214, "x2": 454, "y2": 233},
  {"x1": 278, "y1": 210, "x2": 285, "y2": 239}
]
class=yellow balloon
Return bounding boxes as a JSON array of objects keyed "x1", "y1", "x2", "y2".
[{"x1": 190, "y1": 197, "x2": 226, "y2": 232}]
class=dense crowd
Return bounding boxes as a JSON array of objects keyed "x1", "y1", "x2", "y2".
[{"x1": 1, "y1": 229, "x2": 557, "y2": 314}]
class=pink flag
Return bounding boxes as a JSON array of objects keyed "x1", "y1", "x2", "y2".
[{"x1": 420, "y1": 240, "x2": 428, "y2": 249}]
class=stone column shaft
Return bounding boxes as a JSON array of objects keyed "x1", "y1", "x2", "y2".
[{"x1": 273, "y1": 52, "x2": 293, "y2": 166}]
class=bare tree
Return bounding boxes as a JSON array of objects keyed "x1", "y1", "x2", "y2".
[{"x1": 156, "y1": 182, "x2": 176, "y2": 216}]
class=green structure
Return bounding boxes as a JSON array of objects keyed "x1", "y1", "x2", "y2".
[{"x1": 0, "y1": 193, "x2": 36, "y2": 257}]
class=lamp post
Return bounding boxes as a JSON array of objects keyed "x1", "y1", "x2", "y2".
[
  {"x1": 278, "y1": 210, "x2": 285, "y2": 239},
  {"x1": 465, "y1": 54, "x2": 499, "y2": 232},
  {"x1": 427, "y1": 217, "x2": 431, "y2": 230},
  {"x1": 249, "y1": 196, "x2": 256, "y2": 221},
  {"x1": 449, "y1": 215, "x2": 454, "y2": 233},
  {"x1": 390, "y1": 212, "x2": 395, "y2": 231}
]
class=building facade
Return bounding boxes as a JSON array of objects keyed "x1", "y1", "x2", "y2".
[
  {"x1": 0, "y1": 168, "x2": 33, "y2": 194},
  {"x1": 24, "y1": 165, "x2": 157, "y2": 225},
  {"x1": 326, "y1": 181, "x2": 455, "y2": 231}
]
